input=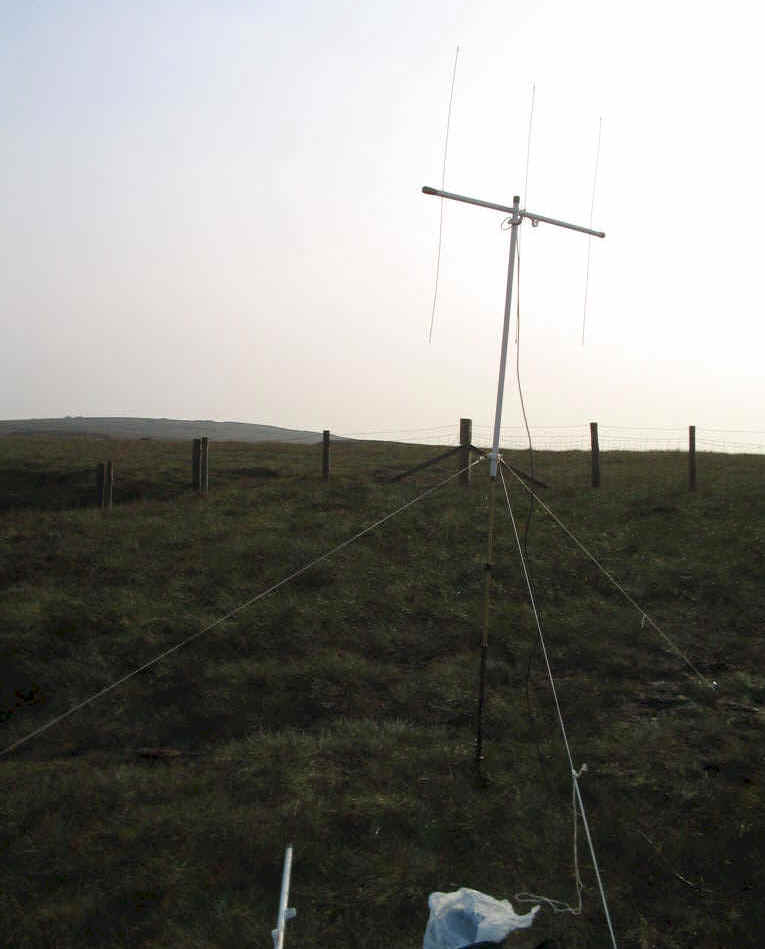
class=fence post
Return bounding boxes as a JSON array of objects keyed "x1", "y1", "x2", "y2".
[
  {"x1": 590, "y1": 421, "x2": 600, "y2": 488},
  {"x1": 192, "y1": 438, "x2": 201, "y2": 491},
  {"x1": 459, "y1": 418, "x2": 472, "y2": 485},
  {"x1": 689, "y1": 425, "x2": 696, "y2": 491},
  {"x1": 200, "y1": 437, "x2": 209, "y2": 497},
  {"x1": 96, "y1": 463, "x2": 105, "y2": 508},
  {"x1": 322, "y1": 430, "x2": 330, "y2": 480},
  {"x1": 104, "y1": 461, "x2": 114, "y2": 509}
]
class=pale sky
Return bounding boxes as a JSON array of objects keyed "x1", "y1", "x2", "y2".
[{"x1": 2, "y1": 1, "x2": 763, "y2": 449}]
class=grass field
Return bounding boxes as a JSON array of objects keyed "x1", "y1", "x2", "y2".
[{"x1": 1, "y1": 434, "x2": 763, "y2": 948}]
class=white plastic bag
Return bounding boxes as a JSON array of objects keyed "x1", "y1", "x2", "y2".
[{"x1": 423, "y1": 887, "x2": 539, "y2": 949}]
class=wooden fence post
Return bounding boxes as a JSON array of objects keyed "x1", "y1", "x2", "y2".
[
  {"x1": 200, "y1": 437, "x2": 209, "y2": 496},
  {"x1": 689, "y1": 425, "x2": 696, "y2": 491},
  {"x1": 590, "y1": 421, "x2": 600, "y2": 488},
  {"x1": 104, "y1": 461, "x2": 114, "y2": 510},
  {"x1": 96, "y1": 463, "x2": 105, "y2": 508},
  {"x1": 322, "y1": 430, "x2": 330, "y2": 480},
  {"x1": 192, "y1": 438, "x2": 201, "y2": 491},
  {"x1": 459, "y1": 418, "x2": 472, "y2": 485}
]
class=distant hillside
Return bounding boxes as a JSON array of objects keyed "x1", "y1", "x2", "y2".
[{"x1": 0, "y1": 417, "x2": 326, "y2": 443}]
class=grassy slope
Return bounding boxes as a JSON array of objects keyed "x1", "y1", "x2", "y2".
[
  {"x1": 0, "y1": 436, "x2": 763, "y2": 948},
  {"x1": 0, "y1": 417, "x2": 324, "y2": 443}
]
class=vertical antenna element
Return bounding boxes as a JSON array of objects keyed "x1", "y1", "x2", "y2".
[
  {"x1": 522, "y1": 82, "x2": 536, "y2": 210},
  {"x1": 427, "y1": 46, "x2": 460, "y2": 343},
  {"x1": 517, "y1": 80, "x2": 535, "y2": 351},
  {"x1": 517, "y1": 81, "x2": 536, "y2": 464},
  {"x1": 581, "y1": 117, "x2": 603, "y2": 346}
]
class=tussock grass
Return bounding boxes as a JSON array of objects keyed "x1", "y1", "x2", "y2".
[{"x1": 1, "y1": 435, "x2": 764, "y2": 946}]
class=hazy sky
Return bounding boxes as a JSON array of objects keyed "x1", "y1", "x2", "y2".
[{"x1": 2, "y1": 1, "x2": 763, "y2": 447}]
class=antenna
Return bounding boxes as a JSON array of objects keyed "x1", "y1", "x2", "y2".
[{"x1": 421, "y1": 184, "x2": 605, "y2": 776}]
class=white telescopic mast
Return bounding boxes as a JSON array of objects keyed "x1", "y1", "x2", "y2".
[{"x1": 490, "y1": 195, "x2": 521, "y2": 477}]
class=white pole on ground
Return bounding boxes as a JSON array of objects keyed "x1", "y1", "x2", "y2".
[{"x1": 272, "y1": 845, "x2": 296, "y2": 949}]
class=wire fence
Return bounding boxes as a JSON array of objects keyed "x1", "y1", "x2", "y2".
[
  {"x1": 4, "y1": 420, "x2": 765, "y2": 510},
  {"x1": 336, "y1": 423, "x2": 765, "y2": 455},
  {"x1": 329, "y1": 421, "x2": 765, "y2": 497}
]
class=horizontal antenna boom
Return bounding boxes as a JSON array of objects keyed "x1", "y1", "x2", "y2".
[{"x1": 422, "y1": 186, "x2": 605, "y2": 238}]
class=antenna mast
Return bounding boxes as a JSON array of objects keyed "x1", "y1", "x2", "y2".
[{"x1": 422, "y1": 184, "x2": 605, "y2": 777}]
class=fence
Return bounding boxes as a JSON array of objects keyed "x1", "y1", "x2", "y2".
[
  {"x1": 119, "y1": 418, "x2": 765, "y2": 506},
  {"x1": 343, "y1": 421, "x2": 765, "y2": 495},
  {"x1": 7, "y1": 419, "x2": 765, "y2": 511}
]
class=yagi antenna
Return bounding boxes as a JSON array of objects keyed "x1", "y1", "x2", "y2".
[
  {"x1": 421, "y1": 183, "x2": 605, "y2": 774},
  {"x1": 422, "y1": 184, "x2": 604, "y2": 479}
]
